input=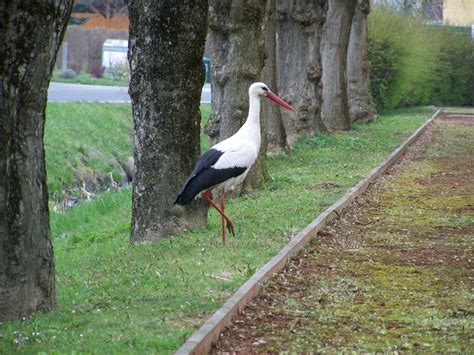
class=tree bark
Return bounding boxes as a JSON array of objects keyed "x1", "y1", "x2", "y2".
[
  {"x1": 347, "y1": 0, "x2": 377, "y2": 123},
  {"x1": 262, "y1": 0, "x2": 290, "y2": 155},
  {"x1": 321, "y1": 0, "x2": 357, "y2": 131},
  {"x1": 276, "y1": 0, "x2": 327, "y2": 146},
  {"x1": 126, "y1": 0, "x2": 209, "y2": 244},
  {"x1": 205, "y1": 0, "x2": 268, "y2": 190},
  {"x1": 0, "y1": 0, "x2": 73, "y2": 321}
]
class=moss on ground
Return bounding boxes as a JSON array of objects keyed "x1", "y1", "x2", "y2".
[{"x1": 213, "y1": 117, "x2": 474, "y2": 353}]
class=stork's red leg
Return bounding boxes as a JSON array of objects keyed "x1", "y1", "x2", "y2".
[
  {"x1": 203, "y1": 189, "x2": 235, "y2": 240},
  {"x1": 221, "y1": 191, "x2": 234, "y2": 237},
  {"x1": 220, "y1": 189, "x2": 226, "y2": 244}
]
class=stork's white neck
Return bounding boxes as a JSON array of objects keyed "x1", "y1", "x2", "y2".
[
  {"x1": 239, "y1": 92, "x2": 260, "y2": 137},
  {"x1": 234, "y1": 91, "x2": 261, "y2": 148},
  {"x1": 248, "y1": 93, "x2": 261, "y2": 125},
  {"x1": 213, "y1": 89, "x2": 262, "y2": 160}
]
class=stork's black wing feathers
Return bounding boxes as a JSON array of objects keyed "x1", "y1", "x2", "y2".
[
  {"x1": 187, "y1": 148, "x2": 224, "y2": 180},
  {"x1": 174, "y1": 148, "x2": 246, "y2": 205}
]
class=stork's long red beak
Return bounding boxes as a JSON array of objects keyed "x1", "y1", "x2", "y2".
[{"x1": 266, "y1": 91, "x2": 295, "y2": 112}]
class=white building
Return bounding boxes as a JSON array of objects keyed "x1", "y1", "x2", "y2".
[{"x1": 102, "y1": 39, "x2": 128, "y2": 72}]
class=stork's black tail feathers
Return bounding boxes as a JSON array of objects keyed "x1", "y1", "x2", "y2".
[
  {"x1": 174, "y1": 148, "x2": 225, "y2": 205},
  {"x1": 174, "y1": 180, "x2": 200, "y2": 205}
]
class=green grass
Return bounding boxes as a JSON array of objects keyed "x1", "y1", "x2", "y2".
[
  {"x1": 45, "y1": 103, "x2": 133, "y2": 201},
  {"x1": 51, "y1": 70, "x2": 211, "y2": 88},
  {"x1": 51, "y1": 70, "x2": 129, "y2": 87},
  {"x1": 0, "y1": 105, "x2": 436, "y2": 353}
]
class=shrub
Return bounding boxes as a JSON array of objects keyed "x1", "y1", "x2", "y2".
[
  {"x1": 368, "y1": 37, "x2": 398, "y2": 109},
  {"x1": 368, "y1": 7, "x2": 474, "y2": 109},
  {"x1": 69, "y1": 62, "x2": 82, "y2": 74},
  {"x1": 430, "y1": 27, "x2": 474, "y2": 106},
  {"x1": 368, "y1": 9, "x2": 439, "y2": 109},
  {"x1": 90, "y1": 64, "x2": 105, "y2": 78}
]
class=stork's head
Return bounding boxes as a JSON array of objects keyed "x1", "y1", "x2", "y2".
[
  {"x1": 249, "y1": 82, "x2": 270, "y2": 97},
  {"x1": 249, "y1": 82, "x2": 295, "y2": 112}
]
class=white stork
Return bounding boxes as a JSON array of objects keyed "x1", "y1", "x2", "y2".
[{"x1": 175, "y1": 82, "x2": 295, "y2": 244}]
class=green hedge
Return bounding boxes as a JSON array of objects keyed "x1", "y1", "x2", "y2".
[
  {"x1": 431, "y1": 28, "x2": 474, "y2": 106},
  {"x1": 368, "y1": 8, "x2": 474, "y2": 110}
]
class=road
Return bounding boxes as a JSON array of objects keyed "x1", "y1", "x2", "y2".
[{"x1": 48, "y1": 82, "x2": 211, "y2": 104}]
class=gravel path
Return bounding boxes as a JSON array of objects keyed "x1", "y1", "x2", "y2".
[{"x1": 212, "y1": 116, "x2": 474, "y2": 353}]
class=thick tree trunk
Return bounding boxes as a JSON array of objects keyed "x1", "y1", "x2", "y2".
[
  {"x1": 126, "y1": 0, "x2": 209, "y2": 244},
  {"x1": 276, "y1": 0, "x2": 327, "y2": 146},
  {"x1": 347, "y1": 0, "x2": 377, "y2": 123},
  {"x1": 0, "y1": 0, "x2": 73, "y2": 321},
  {"x1": 321, "y1": 0, "x2": 357, "y2": 131},
  {"x1": 262, "y1": 0, "x2": 290, "y2": 155},
  {"x1": 205, "y1": 0, "x2": 268, "y2": 190}
]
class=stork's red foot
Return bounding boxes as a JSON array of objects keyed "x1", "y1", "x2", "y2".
[{"x1": 226, "y1": 220, "x2": 235, "y2": 237}]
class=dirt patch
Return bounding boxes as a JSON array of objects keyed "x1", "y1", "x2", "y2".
[
  {"x1": 396, "y1": 247, "x2": 472, "y2": 268},
  {"x1": 211, "y1": 117, "x2": 474, "y2": 353},
  {"x1": 417, "y1": 167, "x2": 473, "y2": 186},
  {"x1": 440, "y1": 115, "x2": 474, "y2": 125}
]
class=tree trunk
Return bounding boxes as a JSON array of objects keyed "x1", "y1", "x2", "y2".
[
  {"x1": 347, "y1": 0, "x2": 377, "y2": 123},
  {"x1": 126, "y1": 0, "x2": 209, "y2": 244},
  {"x1": 0, "y1": 0, "x2": 73, "y2": 321},
  {"x1": 205, "y1": 0, "x2": 268, "y2": 190},
  {"x1": 321, "y1": 0, "x2": 357, "y2": 131},
  {"x1": 262, "y1": 0, "x2": 290, "y2": 155},
  {"x1": 276, "y1": 0, "x2": 327, "y2": 146}
]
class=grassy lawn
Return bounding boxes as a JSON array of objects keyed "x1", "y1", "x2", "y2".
[
  {"x1": 45, "y1": 103, "x2": 133, "y2": 201},
  {"x1": 0, "y1": 105, "x2": 435, "y2": 353},
  {"x1": 51, "y1": 70, "x2": 129, "y2": 87},
  {"x1": 51, "y1": 70, "x2": 211, "y2": 88},
  {"x1": 44, "y1": 103, "x2": 211, "y2": 204}
]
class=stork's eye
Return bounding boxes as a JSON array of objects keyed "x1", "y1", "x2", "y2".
[{"x1": 262, "y1": 86, "x2": 268, "y2": 93}]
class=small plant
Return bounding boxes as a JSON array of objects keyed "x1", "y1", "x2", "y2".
[
  {"x1": 58, "y1": 68, "x2": 77, "y2": 79},
  {"x1": 107, "y1": 62, "x2": 130, "y2": 81},
  {"x1": 90, "y1": 64, "x2": 105, "y2": 78},
  {"x1": 68, "y1": 62, "x2": 82, "y2": 74}
]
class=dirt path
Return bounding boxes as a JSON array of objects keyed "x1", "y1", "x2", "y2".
[{"x1": 212, "y1": 117, "x2": 474, "y2": 353}]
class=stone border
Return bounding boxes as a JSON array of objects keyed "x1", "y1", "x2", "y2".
[{"x1": 176, "y1": 110, "x2": 441, "y2": 355}]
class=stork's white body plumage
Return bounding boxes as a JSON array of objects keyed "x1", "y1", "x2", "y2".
[
  {"x1": 204, "y1": 94, "x2": 261, "y2": 192},
  {"x1": 175, "y1": 82, "x2": 294, "y2": 243}
]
